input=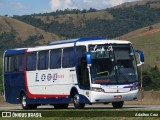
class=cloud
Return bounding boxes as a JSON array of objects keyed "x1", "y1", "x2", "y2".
[
  {"x1": 50, "y1": 0, "x2": 77, "y2": 11},
  {"x1": 50, "y1": 0, "x2": 138, "y2": 11},
  {"x1": 108, "y1": 0, "x2": 128, "y2": 6}
]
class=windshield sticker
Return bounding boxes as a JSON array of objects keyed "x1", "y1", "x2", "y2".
[
  {"x1": 90, "y1": 45, "x2": 113, "y2": 59},
  {"x1": 91, "y1": 45, "x2": 113, "y2": 53}
]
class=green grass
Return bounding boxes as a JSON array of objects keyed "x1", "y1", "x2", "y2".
[
  {"x1": 0, "y1": 116, "x2": 159, "y2": 120},
  {"x1": 116, "y1": 25, "x2": 160, "y2": 69},
  {"x1": 0, "y1": 110, "x2": 160, "y2": 119},
  {"x1": 117, "y1": 22, "x2": 160, "y2": 68},
  {"x1": 129, "y1": 31, "x2": 160, "y2": 68}
]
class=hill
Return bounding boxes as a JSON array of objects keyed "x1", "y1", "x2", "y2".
[
  {"x1": 13, "y1": 0, "x2": 160, "y2": 39},
  {"x1": 0, "y1": 16, "x2": 63, "y2": 55},
  {"x1": 114, "y1": 0, "x2": 160, "y2": 8},
  {"x1": 117, "y1": 23, "x2": 160, "y2": 68},
  {"x1": 35, "y1": 10, "x2": 113, "y2": 27}
]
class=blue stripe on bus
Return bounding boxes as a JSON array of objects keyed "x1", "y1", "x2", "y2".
[
  {"x1": 77, "y1": 37, "x2": 105, "y2": 42},
  {"x1": 5, "y1": 49, "x2": 26, "y2": 55},
  {"x1": 26, "y1": 94, "x2": 90, "y2": 104}
]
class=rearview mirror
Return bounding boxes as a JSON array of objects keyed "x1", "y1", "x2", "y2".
[
  {"x1": 86, "y1": 52, "x2": 92, "y2": 66},
  {"x1": 135, "y1": 50, "x2": 144, "y2": 66}
]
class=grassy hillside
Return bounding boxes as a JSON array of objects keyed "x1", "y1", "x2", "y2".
[
  {"x1": 35, "y1": 10, "x2": 113, "y2": 27},
  {"x1": 0, "y1": 16, "x2": 63, "y2": 46},
  {"x1": 114, "y1": 0, "x2": 160, "y2": 8},
  {"x1": 117, "y1": 23, "x2": 160, "y2": 68}
]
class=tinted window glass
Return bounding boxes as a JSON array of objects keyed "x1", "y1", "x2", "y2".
[
  {"x1": 38, "y1": 51, "x2": 49, "y2": 70},
  {"x1": 63, "y1": 47, "x2": 75, "y2": 68},
  {"x1": 50, "y1": 49, "x2": 62, "y2": 69},
  {"x1": 9, "y1": 56, "x2": 15, "y2": 72},
  {"x1": 5, "y1": 56, "x2": 16, "y2": 72},
  {"x1": 15, "y1": 54, "x2": 25, "y2": 72},
  {"x1": 26, "y1": 52, "x2": 37, "y2": 71},
  {"x1": 76, "y1": 46, "x2": 86, "y2": 65},
  {"x1": 4, "y1": 57, "x2": 8, "y2": 72}
]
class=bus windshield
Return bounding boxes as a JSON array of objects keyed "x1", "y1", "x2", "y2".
[{"x1": 89, "y1": 44, "x2": 138, "y2": 85}]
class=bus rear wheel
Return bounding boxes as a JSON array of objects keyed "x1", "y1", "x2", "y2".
[
  {"x1": 21, "y1": 93, "x2": 37, "y2": 110},
  {"x1": 73, "y1": 94, "x2": 85, "y2": 109},
  {"x1": 112, "y1": 101, "x2": 124, "y2": 108}
]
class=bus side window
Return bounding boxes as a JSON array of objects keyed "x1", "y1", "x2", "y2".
[
  {"x1": 38, "y1": 51, "x2": 49, "y2": 70},
  {"x1": 50, "y1": 49, "x2": 62, "y2": 69},
  {"x1": 15, "y1": 54, "x2": 25, "y2": 72},
  {"x1": 4, "y1": 57, "x2": 9, "y2": 73},
  {"x1": 62, "y1": 47, "x2": 75, "y2": 68},
  {"x1": 26, "y1": 52, "x2": 37, "y2": 71},
  {"x1": 8, "y1": 56, "x2": 15, "y2": 72}
]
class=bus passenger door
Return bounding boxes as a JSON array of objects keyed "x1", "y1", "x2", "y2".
[
  {"x1": 76, "y1": 46, "x2": 90, "y2": 89},
  {"x1": 78, "y1": 57, "x2": 90, "y2": 88}
]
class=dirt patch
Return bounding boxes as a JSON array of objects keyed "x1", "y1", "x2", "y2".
[
  {"x1": 0, "y1": 96, "x2": 19, "y2": 107},
  {"x1": 142, "y1": 29, "x2": 160, "y2": 35},
  {"x1": 125, "y1": 91, "x2": 160, "y2": 105},
  {"x1": 0, "y1": 91, "x2": 160, "y2": 106}
]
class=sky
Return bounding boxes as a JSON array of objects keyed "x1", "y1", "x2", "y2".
[{"x1": 0, "y1": 0, "x2": 139, "y2": 16}]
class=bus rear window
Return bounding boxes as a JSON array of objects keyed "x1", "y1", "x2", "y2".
[
  {"x1": 4, "y1": 54, "x2": 25, "y2": 72},
  {"x1": 4, "y1": 56, "x2": 14, "y2": 72}
]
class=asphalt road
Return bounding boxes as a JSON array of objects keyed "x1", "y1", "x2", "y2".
[{"x1": 0, "y1": 104, "x2": 160, "y2": 111}]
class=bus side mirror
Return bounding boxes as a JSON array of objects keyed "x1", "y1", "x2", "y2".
[
  {"x1": 86, "y1": 52, "x2": 92, "y2": 66},
  {"x1": 135, "y1": 50, "x2": 144, "y2": 66}
]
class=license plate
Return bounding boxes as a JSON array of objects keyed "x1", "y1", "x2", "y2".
[{"x1": 114, "y1": 95, "x2": 122, "y2": 99}]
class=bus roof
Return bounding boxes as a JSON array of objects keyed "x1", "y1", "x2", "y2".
[
  {"x1": 4, "y1": 48, "x2": 26, "y2": 56},
  {"x1": 48, "y1": 38, "x2": 105, "y2": 46},
  {"x1": 4, "y1": 38, "x2": 132, "y2": 55}
]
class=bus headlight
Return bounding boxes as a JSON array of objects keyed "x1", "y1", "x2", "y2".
[
  {"x1": 91, "y1": 87, "x2": 105, "y2": 92},
  {"x1": 130, "y1": 86, "x2": 138, "y2": 91}
]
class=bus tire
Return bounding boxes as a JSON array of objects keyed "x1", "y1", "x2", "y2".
[
  {"x1": 21, "y1": 93, "x2": 37, "y2": 110},
  {"x1": 112, "y1": 101, "x2": 124, "y2": 108},
  {"x1": 54, "y1": 104, "x2": 69, "y2": 109},
  {"x1": 73, "y1": 93, "x2": 85, "y2": 109}
]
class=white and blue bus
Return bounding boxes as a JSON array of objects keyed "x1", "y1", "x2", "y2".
[{"x1": 3, "y1": 38, "x2": 144, "y2": 109}]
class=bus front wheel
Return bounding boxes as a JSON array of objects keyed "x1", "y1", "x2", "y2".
[
  {"x1": 73, "y1": 94, "x2": 85, "y2": 109},
  {"x1": 112, "y1": 101, "x2": 124, "y2": 108},
  {"x1": 21, "y1": 93, "x2": 37, "y2": 110}
]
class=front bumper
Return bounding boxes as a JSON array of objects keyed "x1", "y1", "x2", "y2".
[{"x1": 90, "y1": 90, "x2": 138, "y2": 103}]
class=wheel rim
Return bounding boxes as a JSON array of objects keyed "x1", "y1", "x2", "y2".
[
  {"x1": 22, "y1": 95, "x2": 26, "y2": 107},
  {"x1": 73, "y1": 94, "x2": 80, "y2": 105}
]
